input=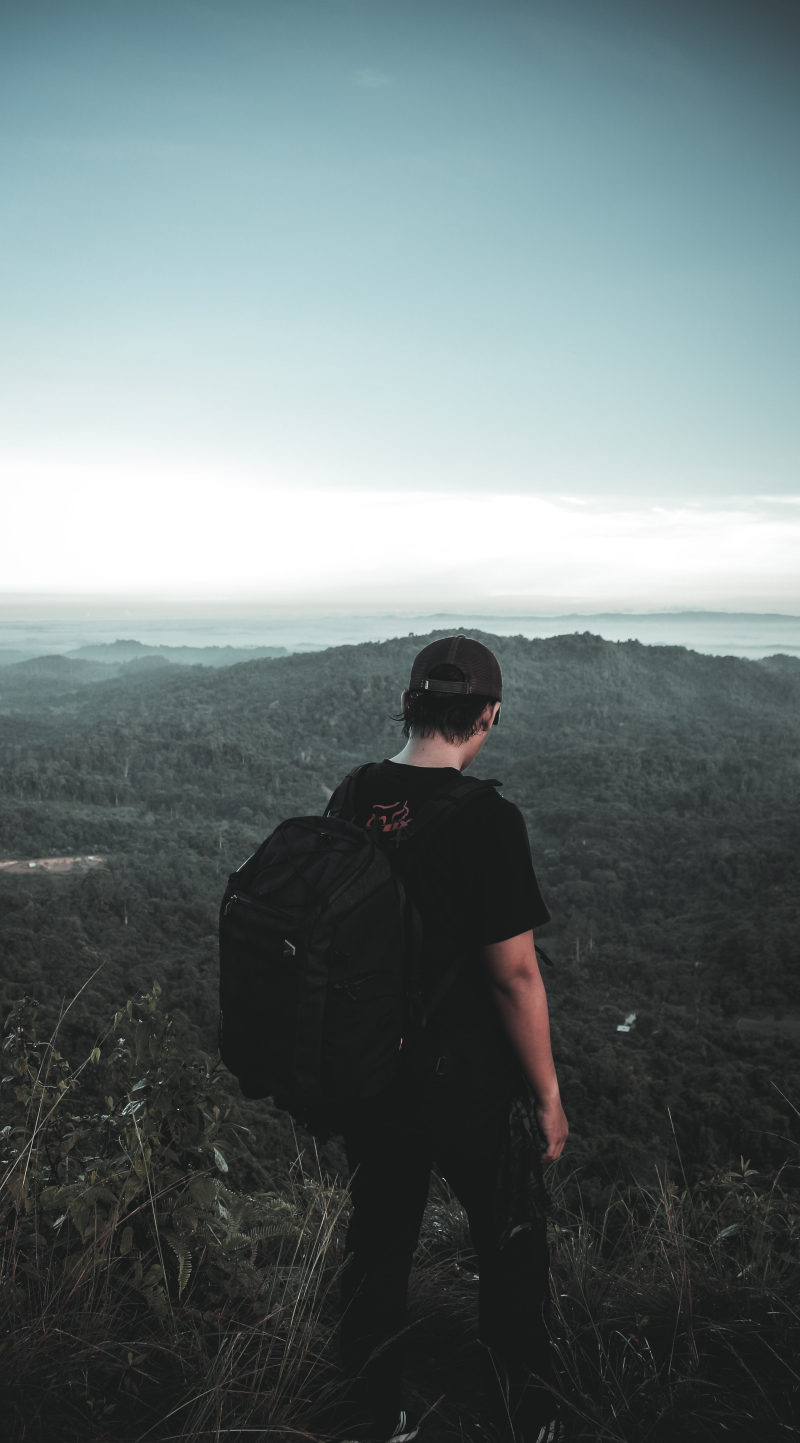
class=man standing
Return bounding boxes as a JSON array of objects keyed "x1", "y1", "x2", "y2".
[{"x1": 334, "y1": 636, "x2": 568, "y2": 1443}]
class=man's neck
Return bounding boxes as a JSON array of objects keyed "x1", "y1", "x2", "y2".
[{"x1": 389, "y1": 733, "x2": 478, "y2": 772}]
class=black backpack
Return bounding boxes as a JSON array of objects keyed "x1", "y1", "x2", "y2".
[{"x1": 217, "y1": 764, "x2": 498, "y2": 1123}]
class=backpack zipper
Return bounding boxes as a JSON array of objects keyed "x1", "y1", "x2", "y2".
[
  {"x1": 223, "y1": 891, "x2": 297, "y2": 924},
  {"x1": 223, "y1": 893, "x2": 302, "y2": 961}
]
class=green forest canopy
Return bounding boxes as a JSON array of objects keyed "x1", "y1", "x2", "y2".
[{"x1": 1, "y1": 629, "x2": 798, "y2": 1194}]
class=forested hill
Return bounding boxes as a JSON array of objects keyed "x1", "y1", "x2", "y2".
[{"x1": 1, "y1": 630, "x2": 799, "y2": 1190}]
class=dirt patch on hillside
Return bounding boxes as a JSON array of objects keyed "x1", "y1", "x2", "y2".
[{"x1": 0, "y1": 855, "x2": 106, "y2": 875}]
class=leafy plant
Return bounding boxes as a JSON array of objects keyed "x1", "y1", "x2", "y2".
[{"x1": 0, "y1": 985, "x2": 348, "y2": 1442}]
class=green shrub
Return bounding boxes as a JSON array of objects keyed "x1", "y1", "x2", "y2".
[{"x1": 1, "y1": 985, "x2": 348, "y2": 1442}]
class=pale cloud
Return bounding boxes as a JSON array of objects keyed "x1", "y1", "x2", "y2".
[
  {"x1": 355, "y1": 68, "x2": 391, "y2": 89},
  {"x1": 2, "y1": 462, "x2": 798, "y2": 613}
]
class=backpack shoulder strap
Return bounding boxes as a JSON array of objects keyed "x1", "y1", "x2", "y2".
[
  {"x1": 324, "y1": 763, "x2": 376, "y2": 821},
  {"x1": 401, "y1": 773, "x2": 502, "y2": 844}
]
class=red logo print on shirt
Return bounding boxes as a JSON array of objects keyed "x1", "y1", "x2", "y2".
[{"x1": 366, "y1": 799, "x2": 411, "y2": 834}]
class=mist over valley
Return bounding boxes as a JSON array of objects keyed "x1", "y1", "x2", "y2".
[{"x1": 1, "y1": 604, "x2": 799, "y2": 667}]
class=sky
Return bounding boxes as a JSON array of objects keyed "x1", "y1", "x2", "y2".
[{"x1": 2, "y1": 0, "x2": 799, "y2": 614}]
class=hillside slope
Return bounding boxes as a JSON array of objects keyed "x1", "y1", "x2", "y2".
[{"x1": 1, "y1": 630, "x2": 798, "y2": 1188}]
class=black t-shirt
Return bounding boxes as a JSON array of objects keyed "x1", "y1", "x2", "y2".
[
  {"x1": 342, "y1": 760, "x2": 550, "y2": 1096},
  {"x1": 347, "y1": 760, "x2": 549, "y2": 946}
]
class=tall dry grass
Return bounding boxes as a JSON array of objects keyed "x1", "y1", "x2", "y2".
[{"x1": 2, "y1": 987, "x2": 798, "y2": 1442}]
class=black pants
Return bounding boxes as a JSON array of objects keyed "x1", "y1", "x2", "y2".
[{"x1": 338, "y1": 1076, "x2": 552, "y2": 1434}]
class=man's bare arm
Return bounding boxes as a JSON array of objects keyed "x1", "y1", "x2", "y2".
[{"x1": 482, "y1": 930, "x2": 568, "y2": 1164}]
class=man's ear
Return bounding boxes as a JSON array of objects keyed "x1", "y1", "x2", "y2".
[{"x1": 491, "y1": 702, "x2": 501, "y2": 728}]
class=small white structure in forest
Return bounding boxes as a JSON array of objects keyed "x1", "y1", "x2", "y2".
[{"x1": 617, "y1": 1012, "x2": 637, "y2": 1033}]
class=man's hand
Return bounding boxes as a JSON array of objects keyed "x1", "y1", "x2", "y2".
[{"x1": 533, "y1": 1092, "x2": 569, "y2": 1165}]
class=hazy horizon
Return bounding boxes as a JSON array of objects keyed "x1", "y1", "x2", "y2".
[{"x1": 1, "y1": 597, "x2": 798, "y2": 663}]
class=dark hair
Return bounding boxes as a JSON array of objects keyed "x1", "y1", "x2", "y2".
[{"x1": 400, "y1": 664, "x2": 498, "y2": 743}]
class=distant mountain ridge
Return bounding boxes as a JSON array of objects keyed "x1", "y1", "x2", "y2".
[
  {"x1": 65, "y1": 638, "x2": 289, "y2": 667},
  {"x1": 3, "y1": 627, "x2": 799, "y2": 708},
  {"x1": 1, "y1": 608, "x2": 798, "y2": 665}
]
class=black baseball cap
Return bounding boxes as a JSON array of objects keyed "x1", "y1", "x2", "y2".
[{"x1": 408, "y1": 636, "x2": 503, "y2": 700}]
